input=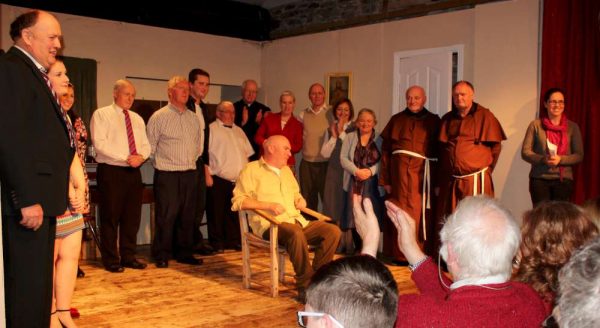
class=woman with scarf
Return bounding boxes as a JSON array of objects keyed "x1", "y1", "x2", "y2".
[
  {"x1": 340, "y1": 108, "x2": 384, "y2": 253},
  {"x1": 522, "y1": 88, "x2": 583, "y2": 206}
]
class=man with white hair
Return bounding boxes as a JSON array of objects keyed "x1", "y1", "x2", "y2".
[
  {"x1": 557, "y1": 236, "x2": 600, "y2": 328},
  {"x1": 355, "y1": 195, "x2": 546, "y2": 327}
]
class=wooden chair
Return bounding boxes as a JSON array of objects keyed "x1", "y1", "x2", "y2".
[{"x1": 238, "y1": 207, "x2": 331, "y2": 297}]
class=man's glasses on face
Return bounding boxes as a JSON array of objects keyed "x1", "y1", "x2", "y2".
[{"x1": 297, "y1": 311, "x2": 344, "y2": 328}]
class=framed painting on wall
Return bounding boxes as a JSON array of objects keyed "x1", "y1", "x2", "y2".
[{"x1": 325, "y1": 72, "x2": 352, "y2": 106}]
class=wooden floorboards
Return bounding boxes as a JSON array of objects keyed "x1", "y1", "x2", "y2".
[{"x1": 73, "y1": 247, "x2": 416, "y2": 327}]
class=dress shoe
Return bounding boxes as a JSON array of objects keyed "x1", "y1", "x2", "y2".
[
  {"x1": 121, "y1": 260, "x2": 147, "y2": 270},
  {"x1": 176, "y1": 256, "x2": 203, "y2": 266},
  {"x1": 195, "y1": 245, "x2": 216, "y2": 256},
  {"x1": 105, "y1": 264, "x2": 124, "y2": 273},
  {"x1": 155, "y1": 260, "x2": 169, "y2": 268}
]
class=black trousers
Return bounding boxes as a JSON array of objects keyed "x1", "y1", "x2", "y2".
[
  {"x1": 152, "y1": 169, "x2": 198, "y2": 260},
  {"x1": 3, "y1": 214, "x2": 55, "y2": 328},
  {"x1": 529, "y1": 178, "x2": 574, "y2": 206},
  {"x1": 194, "y1": 157, "x2": 206, "y2": 245},
  {"x1": 97, "y1": 163, "x2": 143, "y2": 266},
  {"x1": 299, "y1": 160, "x2": 328, "y2": 210},
  {"x1": 206, "y1": 175, "x2": 240, "y2": 249}
]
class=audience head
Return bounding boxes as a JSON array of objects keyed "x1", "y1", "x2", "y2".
[
  {"x1": 263, "y1": 135, "x2": 291, "y2": 169},
  {"x1": 582, "y1": 196, "x2": 600, "y2": 229},
  {"x1": 302, "y1": 255, "x2": 398, "y2": 328},
  {"x1": 355, "y1": 108, "x2": 377, "y2": 135},
  {"x1": 405, "y1": 86, "x2": 427, "y2": 113},
  {"x1": 279, "y1": 90, "x2": 296, "y2": 116},
  {"x1": 542, "y1": 88, "x2": 566, "y2": 120},
  {"x1": 113, "y1": 79, "x2": 136, "y2": 111},
  {"x1": 308, "y1": 83, "x2": 326, "y2": 108},
  {"x1": 188, "y1": 68, "x2": 210, "y2": 101},
  {"x1": 11, "y1": 10, "x2": 61, "y2": 70},
  {"x1": 216, "y1": 101, "x2": 235, "y2": 126},
  {"x1": 440, "y1": 196, "x2": 520, "y2": 281},
  {"x1": 452, "y1": 80, "x2": 475, "y2": 114},
  {"x1": 333, "y1": 98, "x2": 354, "y2": 122},
  {"x1": 242, "y1": 79, "x2": 259, "y2": 104},
  {"x1": 47, "y1": 58, "x2": 69, "y2": 100},
  {"x1": 167, "y1": 76, "x2": 189, "y2": 110},
  {"x1": 557, "y1": 236, "x2": 600, "y2": 328},
  {"x1": 517, "y1": 201, "x2": 598, "y2": 303}
]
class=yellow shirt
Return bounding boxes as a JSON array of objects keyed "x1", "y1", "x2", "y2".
[{"x1": 231, "y1": 158, "x2": 309, "y2": 237}]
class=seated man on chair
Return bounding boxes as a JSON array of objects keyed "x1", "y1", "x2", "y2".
[{"x1": 232, "y1": 135, "x2": 341, "y2": 298}]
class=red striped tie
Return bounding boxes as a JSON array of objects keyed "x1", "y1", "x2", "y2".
[{"x1": 123, "y1": 109, "x2": 138, "y2": 155}]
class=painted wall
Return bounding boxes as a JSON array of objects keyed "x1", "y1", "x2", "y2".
[{"x1": 262, "y1": 0, "x2": 540, "y2": 219}]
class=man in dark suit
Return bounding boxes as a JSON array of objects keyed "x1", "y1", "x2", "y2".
[
  {"x1": 0, "y1": 10, "x2": 72, "y2": 327},
  {"x1": 233, "y1": 79, "x2": 271, "y2": 161}
]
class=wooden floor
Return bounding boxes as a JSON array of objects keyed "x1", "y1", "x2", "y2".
[{"x1": 73, "y1": 246, "x2": 417, "y2": 328}]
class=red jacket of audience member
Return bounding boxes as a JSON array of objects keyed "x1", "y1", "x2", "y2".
[{"x1": 396, "y1": 258, "x2": 546, "y2": 328}]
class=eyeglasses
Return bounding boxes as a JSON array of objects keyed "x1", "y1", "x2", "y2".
[
  {"x1": 548, "y1": 100, "x2": 565, "y2": 105},
  {"x1": 297, "y1": 311, "x2": 344, "y2": 328}
]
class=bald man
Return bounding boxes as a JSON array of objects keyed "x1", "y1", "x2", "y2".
[
  {"x1": 0, "y1": 10, "x2": 72, "y2": 327},
  {"x1": 232, "y1": 135, "x2": 341, "y2": 299},
  {"x1": 379, "y1": 86, "x2": 440, "y2": 262}
]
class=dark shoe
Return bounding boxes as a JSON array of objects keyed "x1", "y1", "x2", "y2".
[
  {"x1": 195, "y1": 245, "x2": 216, "y2": 256},
  {"x1": 121, "y1": 259, "x2": 147, "y2": 270},
  {"x1": 232, "y1": 244, "x2": 242, "y2": 251},
  {"x1": 105, "y1": 264, "x2": 124, "y2": 273},
  {"x1": 176, "y1": 256, "x2": 203, "y2": 266},
  {"x1": 77, "y1": 266, "x2": 85, "y2": 278},
  {"x1": 155, "y1": 260, "x2": 169, "y2": 268}
]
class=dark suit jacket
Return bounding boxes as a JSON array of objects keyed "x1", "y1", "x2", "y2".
[
  {"x1": 0, "y1": 47, "x2": 73, "y2": 216},
  {"x1": 233, "y1": 99, "x2": 270, "y2": 160}
]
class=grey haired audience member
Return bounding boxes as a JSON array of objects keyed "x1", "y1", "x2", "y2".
[
  {"x1": 557, "y1": 237, "x2": 600, "y2": 328},
  {"x1": 302, "y1": 255, "x2": 398, "y2": 328}
]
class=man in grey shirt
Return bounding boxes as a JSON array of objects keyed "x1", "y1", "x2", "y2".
[{"x1": 147, "y1": 76, "x2": 203, "y2": 268}]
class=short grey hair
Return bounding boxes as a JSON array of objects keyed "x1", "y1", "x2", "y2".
[
  {"x1": 558, "y1": 237, "x2": 600, "y2": 328},
  {"x1": 440, "y1": 196, "x2": 520, "y2": 281},
  {"x1": 279, "y1": 90, "x2": 295, "y2": 103},
  {"x1": 113, "y1": 79, "x2": 133, "y2": 93}
]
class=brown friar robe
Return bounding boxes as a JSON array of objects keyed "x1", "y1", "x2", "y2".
[
  {"x1": 438, "y1": 103, "x2": 506, "y2": 217},
  {"x1": 379, "y1": 108, "x2": 441, "y2": 261}
]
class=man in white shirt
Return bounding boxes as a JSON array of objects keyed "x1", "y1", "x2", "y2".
[
  {"x1": 185, "y1": 68, "x2": 215, "y2": 255},
  {"x1": 206, "y1": 101, "x2": 254, "y2": 251},
  {"x1": 90, "y1": 79, "x2": 151, "y2": 272}
]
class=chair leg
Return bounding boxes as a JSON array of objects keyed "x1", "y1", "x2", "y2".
[
  {"x1": 241, "y1": 240, "x2": 251, "y2": 289},
  {"x1": 270, "y1": 228, "x2": 279, "y2": 297}
]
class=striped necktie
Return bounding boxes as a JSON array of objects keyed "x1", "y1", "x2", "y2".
[
  {"x1": 123, "y1": 109, "x2": 138, "y2": 155},
  {"x1": 40, "y1": 68, "x2": 75, "y2": 148}
]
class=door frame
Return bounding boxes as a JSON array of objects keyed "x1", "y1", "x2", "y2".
[{"x1": 392, "y1": 44, "x2": 464, "y2": 115}]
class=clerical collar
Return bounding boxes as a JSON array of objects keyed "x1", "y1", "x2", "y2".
[{"x1": 402, "y1": 108, "x2": 429, "y2": 118}]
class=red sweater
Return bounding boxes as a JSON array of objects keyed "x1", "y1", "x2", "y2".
[
  {"x1": 396, "y1": 258, "x2": 546, "y2": 328},
  {"x1": 254, "y1": 113, "x2": 303, "y2": 165}
]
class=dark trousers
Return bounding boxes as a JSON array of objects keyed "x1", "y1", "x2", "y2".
[
  {"x1": 264, "y1": 220, "x2": 341, "y2": 289},
  {"x1": 299, "y1": 160, "x2": 328, "y2": 210},
  {"x1": 194, "y1": 157, "x2": 206, "y2": 245},
  {"x1": 3, "y1": 214, "x2": 55, "y2": 328},
  {"x1": 529, "y1": 178, "x2": 574, "y2": 206},
  {"x1": 97, "y1": 163, "x2": 143, "y2": 266},
  {"x1": 152, "y1": 169, "x2": 198, "y2": 261},
  {"x1": 206, "y1": 175, "x2": 240, "y2": 249}
]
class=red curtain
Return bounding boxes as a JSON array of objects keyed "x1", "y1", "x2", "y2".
[{"x1": 541, "y1": 0, "x2": 600, "y2": 204}]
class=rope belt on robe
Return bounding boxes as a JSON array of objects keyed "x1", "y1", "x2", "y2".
[
  {"x1": 452, "y1": 166, "x2": 489, "y2": 196},
  {"x1": 392, "y1": 149, "x2": 437, "y2": 240}
]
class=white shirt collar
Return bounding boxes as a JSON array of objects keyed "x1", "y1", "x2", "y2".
[
  {"x1": 14, "y1": 45, "x2": 45, "y2": 72},
  {"x1": 450, "y1": 274, "x2": 508, "y2": 290}
]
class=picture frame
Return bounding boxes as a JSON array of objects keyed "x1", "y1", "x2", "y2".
[{"x1": 325, "y1": 72, "x2": 352, "y2": 105}]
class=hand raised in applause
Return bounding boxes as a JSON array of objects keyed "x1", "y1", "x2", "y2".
[
  {"x1": 352, "y1": 194, "x2": 380, "y2": 257},
  {"x1": 385, "y1": 200, "x2": 425, "y2": 264}
]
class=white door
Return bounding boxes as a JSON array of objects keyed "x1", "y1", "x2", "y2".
[{"x1": 393, "y1": 45, "x2": 463, "y2": 117}]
